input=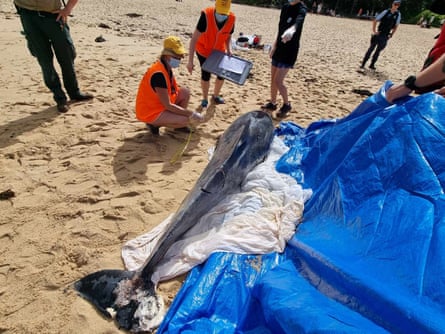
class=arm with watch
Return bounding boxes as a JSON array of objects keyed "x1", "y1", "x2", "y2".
[{"x1": 386, "y1": 53, "x2": 445, "y2": 103}]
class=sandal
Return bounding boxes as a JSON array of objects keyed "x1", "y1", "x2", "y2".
[
  {"x1": 261, "y1": 101, "x2": 277, "y2": 111},
  {"x1": 146, "y1": 124, "x2": 160, "y2": 135},
  {"x1": 276, "y1": 103, "x2": 291, "y2": 118},
  {"x1": 212, "y1": 96, "x2": 225, "y2": 105},
  {"x1": 201, "y1": 99, "x2": 209, "y2": 108}
]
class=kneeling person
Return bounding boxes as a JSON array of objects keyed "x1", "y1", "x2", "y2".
[{"x1": 136, "y1": 36, "x2": 204, "y2": 135}]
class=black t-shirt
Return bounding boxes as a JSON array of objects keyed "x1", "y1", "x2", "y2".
[
  {"x1": 273, "y1": 2, "x2": 307, "y2": 66},
  {"x1": 150, "y1": 59, "x2": 172, "y2": 91},
  {"x1": 151, "y1": 72, "x2": 167, "y2": 90}
]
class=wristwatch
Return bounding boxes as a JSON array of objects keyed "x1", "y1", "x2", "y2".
[{"x1": 404, "y1": 75, "x2": 419, "y2": 90}]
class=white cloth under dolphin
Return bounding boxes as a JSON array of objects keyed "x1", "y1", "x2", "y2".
[{"x1": 121, "y1": 137, "x2": 312, "y2": 284}]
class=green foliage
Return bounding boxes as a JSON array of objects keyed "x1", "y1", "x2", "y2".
[
  {"x1": 232, "y1": 0, "x2": 284, "y2": 8},
  {"x1": 411, "y1": 9, "x2": 445, "y2": 27},
  {"x1": 231, "y1": 0, "x2": 439, "y2": 23}
]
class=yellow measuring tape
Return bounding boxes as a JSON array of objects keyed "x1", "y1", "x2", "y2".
[
  {"x1": 169, "y1": 105, "x2": 213, "y2": 164},
  {"x1": 170, "y1": 129, "x2": 193, "y2": 164}
]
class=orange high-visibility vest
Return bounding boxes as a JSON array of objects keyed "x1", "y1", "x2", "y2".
[
  {"x1": 135, "y1": 60, "x2": 178, "y2": 123},
  {"x1": 196, "y1": 7, "x2": 235, "y2": 58}
]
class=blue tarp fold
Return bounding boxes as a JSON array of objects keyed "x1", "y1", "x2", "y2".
[{"x1": 158, "y1": 82, "x2": 445, "y2": 333}]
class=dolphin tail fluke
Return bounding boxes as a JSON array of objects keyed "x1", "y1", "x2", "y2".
[
  {"x1": 74, "y1": 269, "x2": 164, "y2": 331},
  {"x1": 74, "y1": 269, "x2": 135, "y2": 317}
]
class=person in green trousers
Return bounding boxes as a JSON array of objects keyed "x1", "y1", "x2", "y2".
[{"x1": 14, "y1": 0, "x2": 93, "y2": 112}]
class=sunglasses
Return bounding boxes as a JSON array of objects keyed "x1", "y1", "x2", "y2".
[{"x1": 393, "y1": 2, "x2": 400, "y2": 6}]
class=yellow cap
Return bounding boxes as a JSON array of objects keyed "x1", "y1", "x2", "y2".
[
  {"x1": 215, "y1": 0, "x2": 231, "y2": 15},
  {"x1": 161, "y1": 36, "x2": 186, "y2": 58}
]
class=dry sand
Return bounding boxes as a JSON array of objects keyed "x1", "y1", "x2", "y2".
[{"x1": 0, "y1": 0, "x2": 438, "y2": 333}]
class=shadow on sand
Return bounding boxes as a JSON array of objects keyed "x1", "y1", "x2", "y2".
[
  {"x1": 112, "y1": 128, "x2": 202, "y2": 185},
  {"x1": 0, "y1": 105, "x2": 61, "y2": 150}
]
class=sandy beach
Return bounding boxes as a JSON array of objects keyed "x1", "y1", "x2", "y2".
[{"x1": 0, "y1": 0, "x2": 439, "y2": 333}]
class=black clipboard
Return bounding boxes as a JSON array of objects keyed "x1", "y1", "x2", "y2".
[{"x1": 202, "y1": 50, "x2": 253, "y2": 85}]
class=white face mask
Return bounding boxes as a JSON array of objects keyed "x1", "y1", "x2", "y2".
[
  {"x1": 215, "y1": 13, "x2": 228, "y2": 23},
  {"x1": 169, "y1": 57, "x2": 181, "y2": 68}
]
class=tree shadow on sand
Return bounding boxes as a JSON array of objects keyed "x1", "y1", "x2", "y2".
[
  {"x1": 112, "y1": 128, "x2": 202, "y2": 185},
  {"x1": 0, "y1": 106, "x2": 60, "y2": 150}
]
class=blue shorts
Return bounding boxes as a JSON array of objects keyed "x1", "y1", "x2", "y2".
[{"x1": 272, "y1": 59, "x2": 293, "y2": 69}]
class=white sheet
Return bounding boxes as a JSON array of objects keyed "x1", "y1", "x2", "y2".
[{"x1": 122, "y1": 137, "x2": 312, "y2": 284}]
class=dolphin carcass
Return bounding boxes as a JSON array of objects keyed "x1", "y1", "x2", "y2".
[{"x1": 74, "y1": 110, "x2": 275, "y2": 332}]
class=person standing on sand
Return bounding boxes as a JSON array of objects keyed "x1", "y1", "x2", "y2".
[
  {"x1": 14, "y1": 0, "x2": 93, "y2": 113},
  {"x1": 360, "y1": 0, "x2": 401, "y2": 71},
  {"x1": 136, "y1": 36, "x2": 204, "y2": 136},
  {"x1": 187, "y1": 0, "x2": 235, "y2": 109},
  {"x1": 261, "y1": 0, "x2": 307, "y2": 118}
]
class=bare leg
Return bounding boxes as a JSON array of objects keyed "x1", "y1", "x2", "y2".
[
  {"x1": 270, "y1": 65, "x2": 278, "y2": 103},
  {"x1": 272, "y1": 67, "x2": 290, "y2": 104},
  {"x1": 175, "y1": 86, "x2": 190, "y2": 108},
  {"x1": 151, "y1": 112, "x2": 190, "y2": 128},
  {"x1": 150, "y1": 87, "x2": 191, "y2": 128},
  {"x1": 213, "y1": 78, "x2": 225, "y2": 97}
]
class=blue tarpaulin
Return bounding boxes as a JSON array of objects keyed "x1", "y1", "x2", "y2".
[{"x1": 158, "y1": 82, "x2": 445, "y2": 333}]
